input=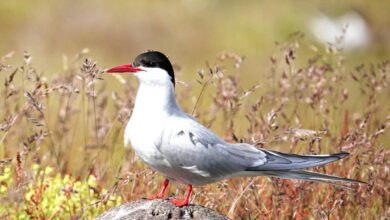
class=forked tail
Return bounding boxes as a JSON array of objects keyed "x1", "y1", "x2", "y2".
[{"x1": 242, "y1": 150, "x2": 365, "y2": 184}]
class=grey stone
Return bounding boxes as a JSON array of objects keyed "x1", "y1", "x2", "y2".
[{"x1": 96, "y1": 199, "x2": 230, "y2": 220}]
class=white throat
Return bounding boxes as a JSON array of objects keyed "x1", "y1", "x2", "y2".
[
  {"x1": 124, "y1": 67, "x2": 181, "y2": 148},
  {"x1": 132, "y1": 82, "x2": 180, "y2": 118}
]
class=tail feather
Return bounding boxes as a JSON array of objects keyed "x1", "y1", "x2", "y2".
[
  {"x1": 247, "y1": 150, "x2": 349, "y2": 171},
  {"x1": 255, "y1": 170, "x2": 365, "y2": 184},
  {"x1": 238, "y1": 150, "x2": 365, "y2": 184}
]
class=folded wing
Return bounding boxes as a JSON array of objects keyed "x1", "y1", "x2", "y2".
[{"x1": 161, "y1": 115, "x2": 364, "y2": 184}]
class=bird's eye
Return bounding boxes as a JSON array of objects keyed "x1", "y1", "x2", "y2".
[{"x1": 141, "y1": 60, "x2": 156, "y2": 67}]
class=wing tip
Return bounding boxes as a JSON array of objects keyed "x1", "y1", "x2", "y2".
[
  {"x1": 334, "y1": 151, "x2": 349, "y2": 159},
  {"x1": 353, "y1": 179, "x2": 368, "y2": 185}
]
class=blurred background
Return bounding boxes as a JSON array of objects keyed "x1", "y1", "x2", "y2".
[
  {"x1": 1, "y1": 0, "x2": 389, "y2": 78},
  {"x1": 1, "y1": 1, "x2": 389, "y2": 218},
  {"x1": 0, "y1": 0, "x2": 390, "y2": 219}
]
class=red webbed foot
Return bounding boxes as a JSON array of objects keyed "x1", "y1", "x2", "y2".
[
  {"x1": 169, "y1": 184, "x2": 192, "y2": 207},
  {"x1": 148, "y1": 179, "x2": 170, "y2": 200}
]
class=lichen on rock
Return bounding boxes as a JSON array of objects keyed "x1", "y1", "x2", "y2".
[{"x1": 96, "y1": 199, "x2": 229, "y2": 220}]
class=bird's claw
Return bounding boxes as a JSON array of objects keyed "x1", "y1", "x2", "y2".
[
  {"x1": 148, "y1": 179, "x2": 170, "y2": 200},
  {"x1": 147, "y1": 193, "x2": 165, "y2": 200},
  {"x1": 169, "y1": 198, "x2": 189, "y2": 207}
]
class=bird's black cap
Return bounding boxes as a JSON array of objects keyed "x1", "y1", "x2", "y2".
[{"x1": 133, "y1": 51, "x2": 175, "y2": 86}]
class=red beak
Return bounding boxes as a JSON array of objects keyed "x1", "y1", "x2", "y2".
[{"x1": 106, "y1": 64, "x2": 143, "y2": 73}]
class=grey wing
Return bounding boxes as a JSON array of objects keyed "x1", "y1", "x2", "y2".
[
  {"x1": 160, "y1": 118, "x2": 268, "y2": 179},
  {"x1": 246, "y1": 150, "x2": 349, "y2": 171},
  {"x1": 159, "y1": 116, "x2": 362, "y2": 185}
]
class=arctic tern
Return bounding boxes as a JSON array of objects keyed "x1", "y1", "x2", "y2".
[{"x1": 107, "y1": 51, "x2": 364, "y2": 207}]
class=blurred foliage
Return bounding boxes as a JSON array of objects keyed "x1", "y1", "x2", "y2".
[
  {"x1": 0, "y1": 164, "x2": 121, "y2": 219},
  {"x1": 0, "y1": 1, "x2": 389, "y2": 219},
  {"x1": 0, "y1": 35, "x2": 389, "y2": 218},
  {"x1": 0, "y1": 0, "x2": 389, "y2": 77}
]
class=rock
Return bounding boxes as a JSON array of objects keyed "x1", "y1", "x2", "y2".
[{"x1": 96, "y1": 199, "x2": 230, "y2": 220}]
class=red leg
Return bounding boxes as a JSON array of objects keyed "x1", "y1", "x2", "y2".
[
  {"x1": 170, "y1": 184, "x2": 192, "y2": 207},
  {"x1": 148, "y1": 179, "x2": 170, "y2": 199}
]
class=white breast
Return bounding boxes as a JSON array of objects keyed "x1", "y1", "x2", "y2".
[
  {"x1": 125, "y1": 116, "x2": 171, "y2": 168},
  {"x1": 124, "y1": 73, "x2": 200, "y2": 181}
]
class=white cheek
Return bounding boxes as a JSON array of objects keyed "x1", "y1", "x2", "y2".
[{"x1": 135, "y1": 68, "x2": 172, "y2": 85}]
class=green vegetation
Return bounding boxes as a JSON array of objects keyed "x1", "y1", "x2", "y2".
[
  {"x1": 0, "y1": 164, "x2": 121, "y2": 219},
  {"x1": 0, "y1": 1, "x2": 389, "y2": 219},
  {"x1": 0, "y1": 35, "x2": 389, "y2": 219}
]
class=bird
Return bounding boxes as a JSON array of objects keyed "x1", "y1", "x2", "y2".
[
  {"x1": 106, "y1": 51, "x2": 364, "y2": 207},
  {"x1": 309, "y1": 11, "x2": 370, "y2": 51}
]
